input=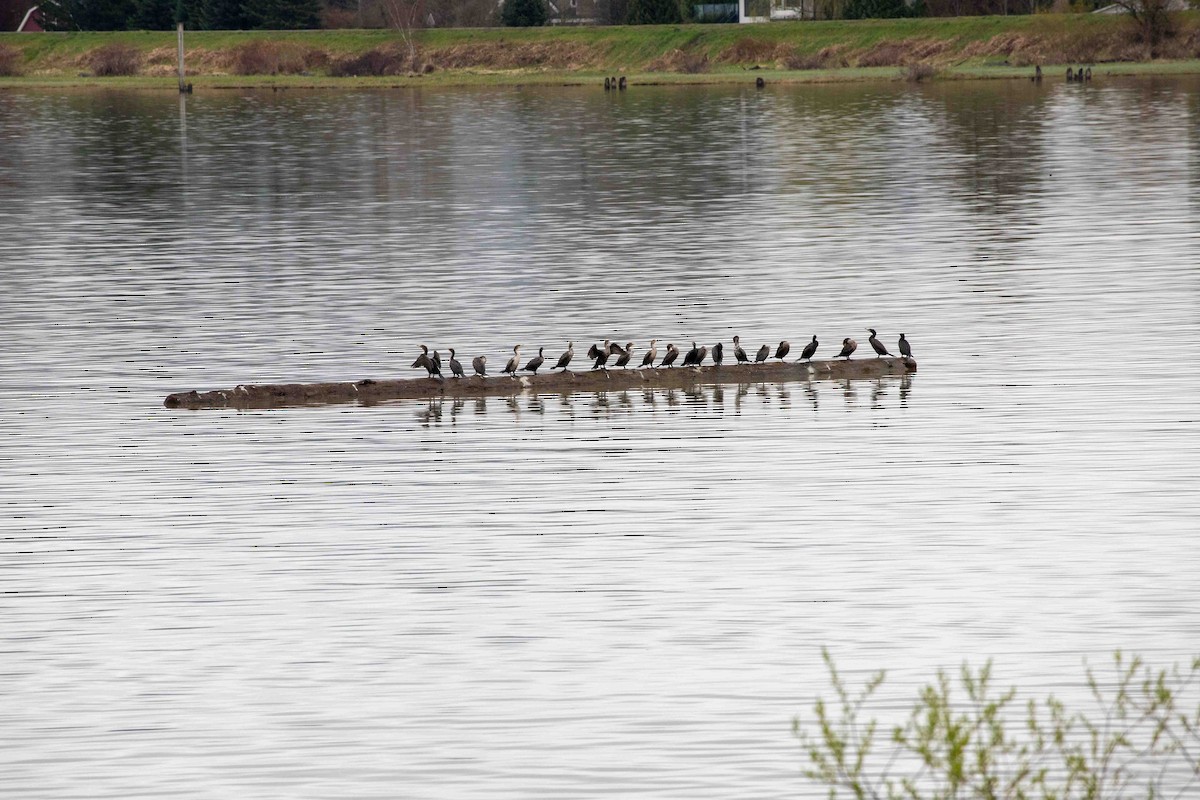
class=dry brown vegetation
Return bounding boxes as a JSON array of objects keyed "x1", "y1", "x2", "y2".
[
  {"x1": 428, "y1": 41, "x2": 592, "y2": 70},
  {"x1": 0, "y1": 44, "x2": 22, "y2": 77},
  {"x1": 856, "y1": 38, "x2": 950, "y2": 67},
  {"x1": 646, "y1": 48, "x2": 710, "y2": 74},
  {"x1": 85, "y1": 43, "x2": 143, "y2": 77},
  {"x1": 329, "y1": 46, "x2": 414, "y2": 76},
  {"x1": 229, "y1": 41, "x2": 328, "y2": 75}
]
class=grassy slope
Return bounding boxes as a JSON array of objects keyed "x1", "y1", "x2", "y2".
[{"x1": 2, "y1": 14, "x2": 1200, "y2": 87}]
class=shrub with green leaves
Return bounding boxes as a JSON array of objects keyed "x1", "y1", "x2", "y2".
[
  {"x1": 795, "y1": 649, "x2": 1200, "y2": 799},
  {"x1": 500, "y1": 0, "x2": 548, "y2": 27}
]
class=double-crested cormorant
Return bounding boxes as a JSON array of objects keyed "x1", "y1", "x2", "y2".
[
  {"x1": 1066, "y1": 67, "x2": 1075, "y2": 82},
  {"x1": 524, "y1": 347, "x2": 545, "y2": 374},
  {"x1": 607, "y1": 341, "x2": 627, "y2": 357},
  {"x1": 472, "y1": 355, "x2": 487, "y2": 376},
  {"x1": 712, "y1": 342, "x2": 724, "y2": 366},
  {"x1": 614, "y1": 342, "x2": 635, "y2": 368},
  {"x1": 868, "y1": 328, "x2": 891, "y2": 357},
  {"x1": 661, "y1": 343, "x2": 680, "y2": 368},
  {"x1": 800, "y1": 335, "x2": 818, "y2": 362},
  {"x1": 554, "y1": 342, "x2": 574, "y2": 372},
  {"x1": 755, "y1": 344, "x2": 770, "y2": 363},
  {"x1": 641, "y1": 339, "x2": 658, "y2": 368},
  {"x1": 411, "y1": 344, "x2": 432, "y2": 375},
  {"x1": 733, "y1": 335, "x2": 749, "y2": 364},
  {"x1": 503, "y1": 345, "x2": 521, "y2": 376},
  {"x1": 774, "y1": 340, "x2": 790, "y2": 361},
  {"x1": 592, "y1": 339, "x2": 612, "y2": 370},
  {"x1": 695, "y1": 345, "x2": 708, "y2": 366},
  {"x1": 898, "y1": 334, "x2": 912, "y2": 358},
  {"x1": 428, "y1": 351, "x2": 443, "y2": 378},
  {"x1": 682, "y1": 341, "x2": 700, "y2": 367},
  {"x1": 836, "y1": 338, "x2": 857, "y2": 359},
  {"x1": 448, "y1": 348, "x2": 464, "y2": 378}
]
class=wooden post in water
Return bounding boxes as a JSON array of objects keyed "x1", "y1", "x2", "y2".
[{"x1": 176, "y1": 23, "x2": 186, "y2": 93}]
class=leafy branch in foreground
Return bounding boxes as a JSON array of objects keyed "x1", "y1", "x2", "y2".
[{"x1": 794, "y1": 648, "x2": 1200, "y2": 800}]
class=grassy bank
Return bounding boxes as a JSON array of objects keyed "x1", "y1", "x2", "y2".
[{"x1": 3, "y1": 14, "x2": 1200, "y2": 88}]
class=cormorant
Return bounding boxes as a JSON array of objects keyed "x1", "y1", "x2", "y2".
[
  {"x1": 712, "y1": 342, "x2": 724, "y2": 366},
  {"x1": 448, "y1": 348, "x2": 464, "y2": 378},
  {"x1": 607, "y1": 341, "x2": 627, "y2": 357},
  {"x1": 898, "y1": 334, "x2": 912, "y2": 358},
  {"x1": 800, "y1": 335, "x2": 818, "y2": 361},
  {"x1": 868, "y1": 329, "x2": 891, "y2": 357},
  {"x1": 774, "y1": 340, "x2": 790, "y2": 361},
  {"x1": 661, "y1": 343, "x2": 680, "y2": 368},
  {"x1": 411, "y1": 344, "x2": 432, "y2": 375},
  {"x1": 428, "y1": 351, "x2": 443, "y2": 378},
  {"x1": 836, "y1": 338, "x2": 857, "y2": 359},
  {"x1": 524, "y1": 347, "x2": 545, "y2": 374},
  {"x1": 472, "y1": 355, "x2": 487, "y2": 376},
  {"x1": 682, "y1": 342, "x2": 700, "y2": 367},
  {"x1": 755, "y1": 344, "x2": 770, "y2": 363},
  {"x1": 592, "y1": 339, "x2": 612, "y2": 370},
  {"x1": 554, "y1": 342, "x2": 574, "y2": 372},
  {"x1": 614, "y1": 342, "x2": 635, "y2": 368},
  {"x1": 503, "y1": 345, "x2": 521, "y2": 376},
  {"x1": 733, "y1": 336, "x2": 749, "y2": 364},
  {"x1": 641, "y1": 339, "x2": 658, "y2": 368},
  {"x1": 695, "y1": 345, "x2": 708, "y2": 366}
]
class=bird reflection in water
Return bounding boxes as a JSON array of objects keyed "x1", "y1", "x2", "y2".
[{"x1": 398, "y1": 377, "x2": 911, "y2": 424}]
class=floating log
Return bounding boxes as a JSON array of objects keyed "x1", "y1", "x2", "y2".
[{"x1": 163, "y1": 357, "x2": 916, "y2": 410}]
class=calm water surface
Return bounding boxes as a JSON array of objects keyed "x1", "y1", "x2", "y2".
[{"x1": 2, "y1": 79, "x2": 1199, "y2": 798}]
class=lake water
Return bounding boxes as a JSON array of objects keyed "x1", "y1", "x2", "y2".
[{"x1": 2, "y1": 78, "x2": 1199, "y2": 798}]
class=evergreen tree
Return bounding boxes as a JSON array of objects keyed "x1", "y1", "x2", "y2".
[
  {"x1": 130, "y1": 0, "x2": 176, "y2": 28},
  {"x1": 500, "y1": 0, "x2": 547, "y2": 26},
  {"x1": 40, "y1": 0, "x2": 137, "y2": 29},
  {"x1": 625, "y1": 0, "x2": 681, "y2": 24},
  {"x1": 843, "y1": 0, "x2": 912, "y2": 18},
  {"x1": 241, "y1": 0, "x2": 320, "y2": 28}
]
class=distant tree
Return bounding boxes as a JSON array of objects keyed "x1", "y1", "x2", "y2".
[
  {"x1": 40, "y1": 0, "x2": 137, "y2": 28},
  {"x1": 626, "y1": 0, "x2": 680, "y2": 23},
  {"x1": 242, "y1": 0, "x2": 321, "y2": 27},
  {"x1": 1112, "y1": 0, "x2": 1176, "y2": 54},
  {"x1": 500, "y1": 0, "x2": 547, "y2": 25},
  {"x1": 130, "y1": 0, "x2": 176, "y2": 27},
  {"x1": 843, "y1": 0, "x2": 912, "y2": 16}
]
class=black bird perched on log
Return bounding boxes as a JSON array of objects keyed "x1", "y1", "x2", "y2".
[
  {"x1": 755, "y1": 344, "x2": 770, "y2": 363},
  {"x1": 428, "y1": 351, "x2": 443, "y2": 378},
  {"x1": 799, "y1": 336, "x2": 818, "y2": 361},
  {"x1": 696, "y1": 345, "x2": 708, "y2": 366},
  {"x1": 836, "y1": 338, "x2": 857, "y2": 359},
  {"x1": 712, "y1": 342, "x2": 724, "y2": 366},
  {"x1": 614, "y1": 342, "x2": 635, "y2": 368},
  {"x1": 774, "y1": 340, "x2": 790, "y2": 361},
  {"x1": 503, "y1": 345, "x2": 521, "y2": 376},
  {"x1": 411, "y1": 345, "x2": 432, "y2": 375},
  {"x1": 448, "y1": 348, "x2": 464, "y2": 378},
  {"x1": 661, "y1": 343, "x2": 680, "y2": 368},
  {"x1": 524, "y1": 347, "x2": 545, "y2": 374},
  {"x1": 682, "y1": 342, "x2": 701, "y2": 367},
  {"x1": 607, "y1": 341, "x2": 627, "y2": 357},
  {"x1": 554, "y1": 342, "x2": 574, "y2": 372},
  {"x1": 898, "y1": 334, "x2": 912, "y2": 359},
  {"x1": 868, "y1": 329, "x2": 891, "y2": 358},
  {"x1": 641, "y1": 339, "x2": 658, "y2": 368},
  {"x1": 733, "y1": 336, "x2": 749, "y2": 365},
  {"x1": 592, "y1": 339, "x2": 612, "y2": 370},
  {"x1": 472, "y1": 355, "x2": 487, "y2": 376}
]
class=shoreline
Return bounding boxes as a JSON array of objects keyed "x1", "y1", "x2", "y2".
[
  {"x1": 4, "y1": 15, "x2": 1200, "y2": 90},
  {"x1": 5, "y1": 59, "x2": 1200, "y2": 90}
]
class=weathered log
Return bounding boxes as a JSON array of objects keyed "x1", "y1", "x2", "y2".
[{"x1": 163, "y1": 357, "x2": 916, "y2": 410}]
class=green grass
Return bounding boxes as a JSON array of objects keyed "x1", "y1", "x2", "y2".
[{"x1": 2, "y1": 13, "x2": 1200, "y2": 88}]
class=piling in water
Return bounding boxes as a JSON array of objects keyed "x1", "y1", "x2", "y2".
[{"x1": 164, "y1": 357, "x2": 916, "y2": 410}]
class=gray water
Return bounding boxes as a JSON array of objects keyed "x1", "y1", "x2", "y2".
[{"x1": 2, "y1": 78, "x2": 1199, "y2": 799}]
